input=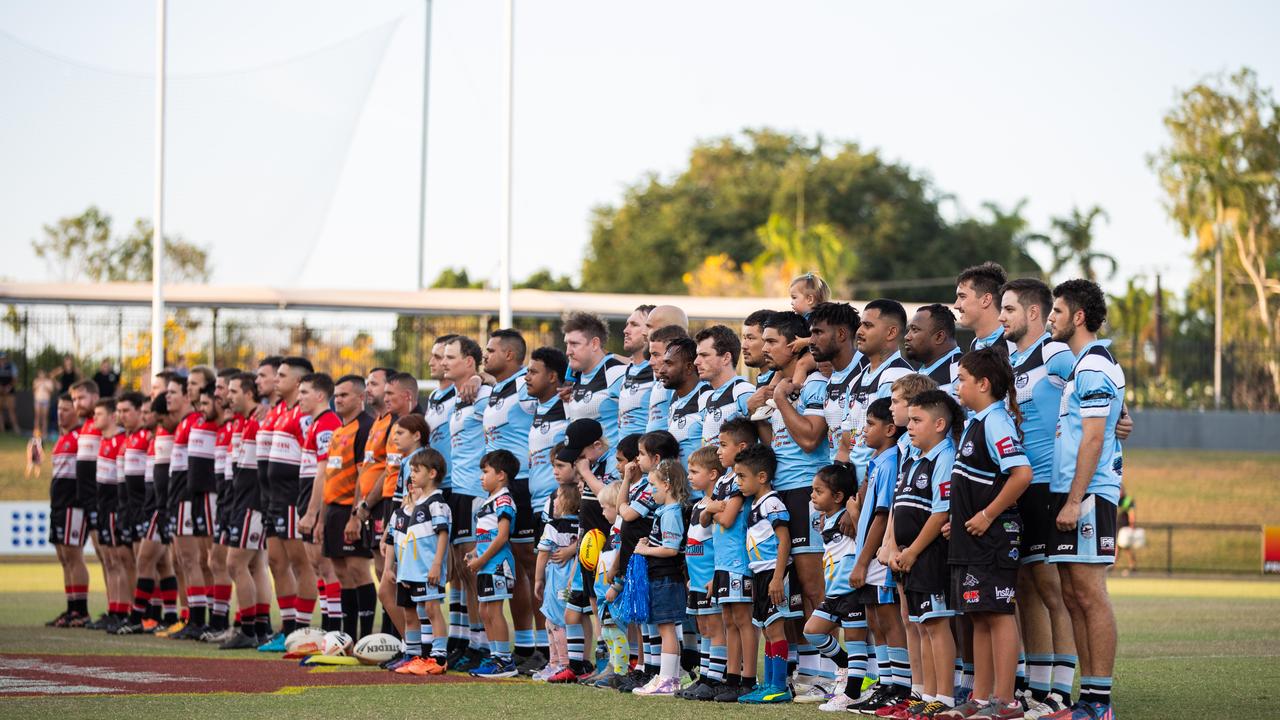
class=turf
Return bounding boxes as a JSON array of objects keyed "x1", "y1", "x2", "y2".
[{"x1": 2, "y1": 563, "x2": 1278, "y2": 719}]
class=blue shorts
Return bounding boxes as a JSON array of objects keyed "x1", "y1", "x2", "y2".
[
  {"x1": 1047, "y1": 493, "x2": 1117, "y2": 566},
  {"x1": 648, "y1": 575, "x2": 687, "y2": 625},
  {"x1": 906, "y1": 590, "x2": 955, "y2": 623},
  {"x1": 712, "y1": 570, "x2": 752, "y2": 604}
]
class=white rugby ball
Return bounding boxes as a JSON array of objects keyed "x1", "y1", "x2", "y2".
[
  {"x1": 285, "y1": 627, "x2": 325, "y2": 653},
  {"x1": 322, "y1": 630, "x2": 354, "y2": 656},
  {"x1": 353, "y1": 633, "x2": 405, "y2": 665}
]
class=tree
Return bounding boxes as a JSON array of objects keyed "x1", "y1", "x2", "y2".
[
  {"x1": 31, "y1": 207, "x2": 211, "y2": 282},
  {"x1": 516, "y1": 269, "x2": 576, "y2": 292},
  {"x1": 430, "y1": 267, "x2": 484, "y2": 289},
  {"x1": 1028, "y1": 205, "x2": 1117, "y2": 281},
  {"x1": 1150, "y1": 67, "x2": 1280, "y2": 405}
]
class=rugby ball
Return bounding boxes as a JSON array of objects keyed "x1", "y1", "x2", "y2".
[
  {"x1": 322, "y1": 630, "x2": 354, "y2": 656},
  {"x1": 285, "y1": 627, "x2": 325, "y2": 654},
  {"x1": 579, "y1": 528, "x2": 605, "y2": 572},
  {"x1": 353, "y1": 633, "x2": 404, "y2": 665}
]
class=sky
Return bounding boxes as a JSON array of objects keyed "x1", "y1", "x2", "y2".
[{"x1": 2, "y1": 0, "x2": 1278, "y2": 299}]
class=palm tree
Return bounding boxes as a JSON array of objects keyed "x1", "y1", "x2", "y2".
[
  {"x1": 980, "y1": 198, "x2": 1045, "y2": 276},
  {"x1": 1029, "y1": 205, "x2": 1118, "y2": 281}
]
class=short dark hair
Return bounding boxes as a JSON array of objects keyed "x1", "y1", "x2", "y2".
[
  {"x1": 634, "y1": 304, "x2": 656, "y2": 315},
  {"x1": 808, "y1": 302, "x2": 860, "y2": 333},
  {"x1": 562, "y1": 311, "x2": 609, "y2": 344},
  {"x1": 909, "y1": 389, "x2": 966, "y2": 443},
  {"x1": 258, "y1": 356, "x2": 283, "y2": 370},
  {"x1": 917, "y1": 303, "x2": 956, "y2": 338},
  {"x1": 733, "y1": 443, "x2": 776, "y2": 480},
  {"x1": 216, "y1": 367, "x2": 241, "y2": 379},
  {"x1": 665, "y1": 337, "x2": 697, "y2": 366},
  {"x1": 957, "y1": 262, "x2": 1008, "y2": 299},
  {"x1": 617, "y1": 433, "x2": 642, "y2": 463},
  {"x1": 118, "y1": 391, "x2": 146, "y2": 411},
  {"x1": 762, "y1": 310, "x2": 810, "y2": 342},
  {"x1": 392, "y1": 413, "x2": 429, "y2": 447},
  {"x1": 231, "y1": 372, "x2": 260, "y2": 401},
  {"x1": 335, "y1": 374, "x2": 366, "y2": 392},
  {"x1": 166, "y1": 375, "x2": 187, "y2": 392},
  {"x1": 865, "y1": 298, "x2": 907, "y2": 331},
  {"x1": 434, "y1": 334, "x2": 458, "y2": 347},
  {"x1": 281, "y1": 356, "x2": 314, "y2": 374},
  {"x1": 814, "y1": 464, "x2": 856, "y2": 503},
  {"x1": 530, "y1": 346, "x2": 569, "y2": 384},
  {"x1": 480, "y1": 449, "x2": 520, "y2": 482},
  {"x1": 1001, "y1": 278, "x2": 1053, "y2": 318},
  {"x1": 743, "y1": 309, "x2": 775, "y2": 328},
  {"x1": 388, "y1": 372, "x2": 419, "y2": 399},
  {"x1": 94, "y1": 397, "x2": 117, "y2": 413},
  {"x1": 490, "y1": 329, "x2": 527, "y2": 363},
  {"x1": 866, "y1": 397, "x2": 901, "y2": 438},
  {"x1": 649, "y1": 324, "x2": 688, "y2": 344},
  {"x1": 150, "y1": 393, "x2": 168, "y2": 415},
  {"x1": 408, "y1": 446, "x2": 448, "y2": 483},
  {"x1": 58, "y1": 392, "x2": 73, "y2": 404},
  {"x1": 693, "y1": 325, "x2": 742, "y2": 366},
  {"x1": 301, "y1": 372, "x2": 335, "y2": 398},
  {"x1": 448, "y1": 336, "x2": 483, "y2": 369},
  {"x1": 1053, "y1": 279, "x2": 1107, "y2": 332},
  {"x1": 639, "y1": 430, "x2": 680, "y2": 463},
  {"x1": 718, "y1": 416, "x2": 759, "y2": 445},
  {"x1": 369, "y1": 366, "x2": 397, "y2": 379}
]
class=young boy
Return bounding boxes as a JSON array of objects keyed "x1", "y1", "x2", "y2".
[
  {"x1": 735, "y1": 443, "x2": 800, "y2": 704},
  {"x1": 467, "y1": 449, "x2": 520, "y2": 678},
  {"x1": 392, "y1": 448, "x2": 452, "y2": 676},
  {"x1": 891, "y1": 390, "x2": 960, "y2": 717},
  {"x1": 678, "y1": 445, "x2": 727, "y2": 701},
  {"x1": 706, "y1": 417, "x2": 759, "y2": 702}
]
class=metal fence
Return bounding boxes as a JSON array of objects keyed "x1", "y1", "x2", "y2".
[{"x1": 1124, "y1": 523, "x2": 1265, "y2": 575}]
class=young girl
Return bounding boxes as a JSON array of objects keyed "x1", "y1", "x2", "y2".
[
  {"x1": 392, "y1": 448, "x2": 452, "y2": 676},
  {"x1": 590, "y1": 481, "x2": 628, "y2": 688},
  {"x1": 943, "y1": 350, "x2": 1032, "y2": 719},
  {"x1": 631, "y1": 459, "x2": 691, "y2": 696},
  {"x1": 801, "y1": 464, "x2": 863, "y2": 711},
  {"x1": 677, "y1": 446, "x2": 727, "y2": 701},
  {"x1": 752, "y1": 272, "x2": 830, "y2": 421},
  {"x1": 534, "y1": 483, "x2": 580, "y2": 681}
]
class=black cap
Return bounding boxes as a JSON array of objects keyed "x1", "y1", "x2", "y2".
[{"x1": 556, "y1": 418, "x2": 603, "y2": 463}]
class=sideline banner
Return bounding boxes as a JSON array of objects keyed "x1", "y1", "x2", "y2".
[
  {"x1": 1264, "y1": 525, "x2": 1280, "y2": 574},
  {"x1": 0, "y1": 501, "x2": 94, "y2": 557}
]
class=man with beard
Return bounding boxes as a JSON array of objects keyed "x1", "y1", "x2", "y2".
[
  {"x1": 904, "y1": 304, "x2": 962, "y2": 396},
  {"x1": 694, "y1": 325, "x2": 754, "y2": 448}
]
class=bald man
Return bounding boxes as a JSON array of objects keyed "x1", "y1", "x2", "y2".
[{"x1": 645, "y1": 305, "x2": 688, "y2": 333}]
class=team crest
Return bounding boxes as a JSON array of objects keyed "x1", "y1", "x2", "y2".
[
  {"x1": 572, "y1": 387, "x2": 595, "y2": 404},
  {"x1": 1014, "y1": 372, "x2": 1029, "y2": 389},
  {"x1": 1081, "y1": 523, "x2": 1094, "y2": 539},
  {"x1": 489, "y1": 395, "x2": 506, "y2": 410},
  {"x1": 961, "y1": 441, "x2": 975, "y2": 457},
  {"x1": 915, "y1": 472, "x2": 929, "y2": 490}
]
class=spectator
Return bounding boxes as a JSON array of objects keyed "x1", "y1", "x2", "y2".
[
  {"x1": 93, "y1": 360, "x2": 120, "y2": 398},
  {"x1": 55, "y1": 355, "x2": 79, "y2": 396},
  {"x1": 0, "y1": 352, "x2": 17, "y2": 433},
  {"x1": 33, "y1": 369, "x2": 55, "y2": 437},
  {"x1": 1116, "y1": 489, "x2": 1141, "y2": 576}
]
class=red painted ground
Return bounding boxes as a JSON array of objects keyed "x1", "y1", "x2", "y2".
[{"x1": 0, "y1": 653, "x2": 486, "y2": 696}]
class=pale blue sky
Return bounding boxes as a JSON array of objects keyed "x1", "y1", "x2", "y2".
[{"x1": 2, "y1": 0, "x2": 1278, "y2": 297}]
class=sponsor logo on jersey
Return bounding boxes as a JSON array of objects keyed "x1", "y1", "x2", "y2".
[
  {"x1": 995, "y1": 436, "x2": 1022, "y2": 458},
  {"x1": 963, "y1": 590, "x2": 980, "y2": 603},
  {"x1": 994, "y1": 586, "x2": 1016, "y2": 602},
  {"x1": 1099, "y1": 536, "x2": 1115, "y2": 550},
  {"x1": 1057, "y1": 544, "x2": 1074, "y2": 551},
  {"x1": 1008, "y1": 547, "x2": 1020, "y2": 562},
  {"x1": 963, "y1": 573, "x2": 980, "y2": 587},
  {"x1": 1003, "y1": 520, "x2": 1020, "y2": 533}
]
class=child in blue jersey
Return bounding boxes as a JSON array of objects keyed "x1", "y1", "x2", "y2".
[
  {"x1": 591, "y1": 481, "x2": 628, "y2": 688},
  {"x1": 735, "y1": 443, "x2": 799, "y2": 704},
  {"x1": 801, "y1": 464, "x2": 865, "y2": 711},
  {"x1": 946, "y1": 351, "x2": 1033, "y2": 720},
  {"x1": 390, "y1": 448, "x2": 451, "y2": 676},
  {"x1": 891, "y1": 390, "x2": 962, "y2": 716},
  {"x1": 631, "y1": 459, "x2": 691, "y2": 696},
  {"x1": 466, "y1": 450, "x2": 520, "y2": 678},
  {"x1": 705, "y1": 417, "x2": 759, "y2": 702},
  {"x1": 533, "y1": 483, "x2": 580, "y2": 681},
  {"x1": 677, "y1": 446, "x2": 727, "y2": 701}
]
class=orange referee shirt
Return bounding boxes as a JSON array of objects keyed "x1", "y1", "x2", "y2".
[
  {"x1": 357, "y1": 411, "x2": 393, "y2": 502},
  {"x1": 322, "y1": 411, "x2": 373, "y2": 506}
]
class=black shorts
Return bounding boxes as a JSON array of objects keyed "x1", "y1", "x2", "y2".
[
  {"x1": 687, "y1": 589, "x2": 718, "y2": 616},
  {"x1": 221, "y1": 507, "x2": 267, "y2": 550},
  {"x1": 397, "y1": 580, "x2": 425, "y2": 609},
  {"x1": 713, "y1": 570, "x2": 753, "y2": 604},
  {"x1": 476, "y1": 559, "x2": 515, "y2": 603},
  {"x1": 116, "y1": 511, "x2": 137, "y2": 545},
  {"x1": 777, "y1": 487, "x2": 822, "y2": 554},
  {"x1": 96, "y1": 511, "x2": 126, "y2": 547},
  {"x1": 175, "y1": 492, "x2": 215, "y2": 537},
  {"x1": 366, "y1": 500, "x2": 391, "y2": 549},
  {"x1": 323, "y1": 504, "x2": 371, "y2": 559},
  {"x1": 1048, "y1": 493, "x2": 1118, "y2": 566},
  {"x1": 853, "y1": 583, "x2": 898, "y2": 607},
  {"x1": 448, "y1": 492, "x2": 481, "y2": 544},
  {"x1": 143, "y1": 510, "x2": 172, "y2": 545},
  {"x1": 566, "y1": 588, "x2": 591, "y2": 615},
  {"x1": 751, "y1": 566, "x2": 802, "y2": 628},
  {"x1": 49, "y1": 505, "x2": 90, "y2": 547},
  {"x1": 269, "y1": 504, "x2": 302, "y2": 541},
  {"x1": 509, "y1": 478, "x2": 536, "y2": 543},
  {"x1": 1019, "y1": 483, "x2": 1053, "y2": 564},
  {"x1": 905, "y1": 590, "x2": 955, "y2": 623},
  {"x1": 812, "y1": 593, "x2": 865, "y2": 628},
  {"x1": 951, "y1": 564, "x2": 1018, "y2": 615},
  {"x1": 214, "y1": 482, "x2": 233, "y2": 540}
]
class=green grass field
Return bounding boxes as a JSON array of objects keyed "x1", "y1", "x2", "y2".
[{"x1": 1, "y1": 563, "x2": 1278, "y2": 719}]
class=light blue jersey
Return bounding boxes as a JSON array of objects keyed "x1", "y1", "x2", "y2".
[
  {"x1": 474, "y1": 487, "x2": 516, "y2": 574},
  {"x1": 448, "y1": 384, "x2": 491, "y2": 497},
  {"x1": 425, "y1": 387, "x2": 456, "y2": 489},
  {"x1": 971, "y1": 326, "x2": 1005, "y2": 351},
  {"x1": 537, "y1": 508, "x2": 579, "y2": 625},
  {"x1": 483, "y1": 368, "x2": 536, "y2": 479},
  {"x1": 686, "y1": 496, "x2": 716, "y2": 590},
  {"x1": 769, "y1": 370, "x2": 829, "y2": 492},
  {"x1": 646, "y1": 386, "x2": 672, "y2": 433},
  {"x1": 1054, "y1": 341, "x2": 1126, "y2": 504},
  {"x1": 667, "y1": 381, "x2": 708, "y2": 466},
  {"x1": 700, "y1": 376, "x2": 753, "y2": 446},
  {"x1": 565, "y1": 357, "x2": 626, "y2": 474},
  {"x1": 527, "y1": 395, "x2": 568, "y2": 508},
  {"x1": 857, "y1": 443, "x2": 899, "y2": 588},
  {"x1": 846, "y1": 351, "x2": 915, "y2": 475},
  {"x1": 393, "y1": 491, "x2": 451, "y2": 583},
  {"x1": 821, "y1": 354, "x2": 865, "y2": 462},
  {"x1": 821, "y1": 508, "x2": 858, "y2": 597},
  {"x1": 711, "y1": 470, "x2": 748, "y2": 574},
  {"x1": 745, "y1": 490, "x2": 790, "y2": 573},
  {"x1": 1009, "y1": 333, "x2": 1074, "y2": 484},
  {"x1": 618, "y1": 360, "x2": 655, "y2": 438}
]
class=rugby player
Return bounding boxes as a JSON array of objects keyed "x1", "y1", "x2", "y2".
[
  {"x1": 905, "y1": 303, "x2": 962, "y2": 395},
  {"x1": 694, "y1": 325, "x2": 754, "y2": 448},
  {"x1": 296, "y1": 372, "x2": 342, "y2": 631},
  {"x1": 47, "y1": 392, "x2": 89, "y2": 627}
]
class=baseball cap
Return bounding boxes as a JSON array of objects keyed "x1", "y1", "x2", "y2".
[{"x1": 556, "y1": 418, "x2": 603, "y2": 463}]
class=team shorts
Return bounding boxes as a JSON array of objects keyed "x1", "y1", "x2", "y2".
[
  {"x1": 476, "y1": 559, "x2": 515, "y2": 603},
  {"x1": 648, "y1": 575, "x2": 687, "y2": 625},
  {"x1": 175, "y1": 492, "x2": 216, "y2": 537},
  {"x1": 116, "y1": 510, "x2": 136, "y2": 545},
  {"x1": 1047, "y1": 493, "x2": 1117, "y2": 565},
  {"x1": 323, "y1": 504, "x2": 371, "y2": 559},
  {"x1": 853, "y1": 583, "x2": 898, "y2": 607},
  {"x1": 270, "y1": 504, "x2": 302, "y2": 541},
  {"x1": 951, "y1": 564, "x2": 1017, "y2": 615},
  {"x1": 565, "y1": 588, "x2": 591, "y2": 615},
  {"x1": 687, "y1": 588, "x2": 719, "y2": 616},
  {"x1": 448, "y1": 493, "x2": 482, "y2": 545},
  {"x1": 49, "y1": 506, "x2": 89, "y2": 547},
  {"x1": 397, "y1": 579, "x2": 445, "y2": 608},
  {"x1": 713, "y1": 570, "x2": 753, "y2": 605},
  {"x1": 508, "y1": 478, "x2": 536, "y2": 544},
  {"x1": 95, "y1": 511, "x2": 126, "y2": 546},
  {"x1": 366, "y1": 500, "x2": 390, "y2": 549},
  {"x1": 222, "y1": 507, "x2": 267, "y2": 550},
  {"x1": 1018, "y1": 483, "x2": 1053, "y2": 564},
  {"x1": 751, "y1": 566, "x2": 803, "y2": 628},
  {"x1": 812, "y1": 593, "x2": 866, "y2": 629},
  {"x1": 143, "y1": 510, "x2": 172, "y2": 544},
  {"x1": 906, "y1": 590, "x2": 955, "y2": 623},
  {"x1": 214, "y1": 484, "x2": 233, "y2": 541},
  {"x1": 777, "y1": 487, "x2": 823, "y2": 554}
]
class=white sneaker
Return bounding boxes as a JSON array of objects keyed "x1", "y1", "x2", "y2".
[
  {"x1": 1023, "y1": 693, "x2": 1067, "y2": 719},
  {"x1": 749, "y1": 399, "x2": 776, "y2": 421},
  {"x1": 794, "y1": 683, "x2": 832, "y2": 704},
  {"x1": 819, "y1": 693, "x2": 855, "y2": 711},
  {"x1": 833, "y1": 667, "x2": 849, "y2": 695}
]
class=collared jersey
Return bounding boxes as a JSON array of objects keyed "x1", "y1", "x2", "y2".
[
  {"x1": 425, "y1": 387, "x2": 457, "y2": 489},
  {"x1": 687, "y1": 496, "x2": 716, "y2": 588},
  {"x1": 846, "y1": 351, "x2": 915, "y2": 473},
  {"x1": 619, "y1": 359, "x2": 655, "y2": 438},
  {"x1": 74, "y1": 419, "x2": 102, "y2": 507},
  {"x1": 232, "y1": 416, "x2": 262, "y2": 511},
  {"x1": 214, "y1": 419, "x2": 233, "y2": 486},
  {"x1": 1009, "y1": 333, "x2": 1074, "y2": 484},
  {"x1": 746, "y1": 490, "x2": 790, "y2": 573},
  {"x1": 449, "y1": 384, "x2": 491, "y2": 497},
  {"x1": 392, "y1": 491, "x2": 452, "y2": 583},
  {"x1": 700, "y1": 375, "x2": 754, "y2": 446},
  {"x1": 169, "y1": 412, "x2": 200, "y2": 502},
  {"x1": 666, "y1": 381, "x2": 709, "y2": 465},
  {"x1": 257, "y1": 401, "x2": 284, "y2": 480},
  {"x1": 646, "y1": 386, "x2": 672, "y2": 433},
  {"x1": 821, "y1": 508, "x2": 858, "y2": 597},
  {"x1": 51, "y1": 427, "x2": 80, "y2": 510},
  {"x1": 483, "y1": 368, "x2": 536, "y2": 479},
  {"x1": 188, "y1": 418, "x2": 219, "y2": 494},
  {"x1": 323, "y1": 411, "x2": 373, "y2": 505},
  {"x1": 528, "y1": 395, "x2": 568, "y2": 505},
  {"x1": 953, "y1": 402, "x2": 1029, "y2": 564},
  {"x1": 474, "y1": 487, "x2": 516, "y2": 573},
  {"x1": 96, "y1": 433, "x2": 123, "y2": 511},
  {"x1": 711, "y1": 470, "x2": 748, "y2": 573},
  {"x1": 152, "y1": 427, "x2": 173, "y2": 509},
  {"x1": 971, "y1": 326, "x2": 1007, "y2": 353},
  {"x1": 918, "y1": 347, "x2": 962, "y2": 397},
  {"x1": 893, "y1": 436, "x2": 954, "y2": 591},
  {"x1": 856, "y1": 443, "x2": 899, "y2": 587},
  {"x1": 769, "y1": 370, "x2": 828, "y2": 492},
  {"x1": 300, "y1": 410, "x2": 341, "y2": 486},
  {"x1": 565, "y1": 356, "x2": 626, "y2": 474},
  {"x1": 822, "y1": 355, "x2": 865, "y2": 461},
  {"x1": 1054, "y1": 341, "x2": 1125, "y2": 504},
  {"x1": 357, "y1": 411, "x2": 392, "y2": 500},
  {"x1": 646, "y1": 502, "x2": 686, "y2": 578},
  {"x1": 266, "y1": 403, "x2": 306, "y2": 490}
]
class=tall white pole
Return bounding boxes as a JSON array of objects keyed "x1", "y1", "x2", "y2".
[
  {"x1": 1214, "y1": 226, "x2": 1223, "y2": 409},
  {"x1": 416, "y1": 0, "x2": 433, "y2": 290},
  {"x1": 150, "y1": 0, "x2": 167, "y2": 381},
  {"x1": 498, "y1": 0, "x2": 514, "y2": 328}
]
